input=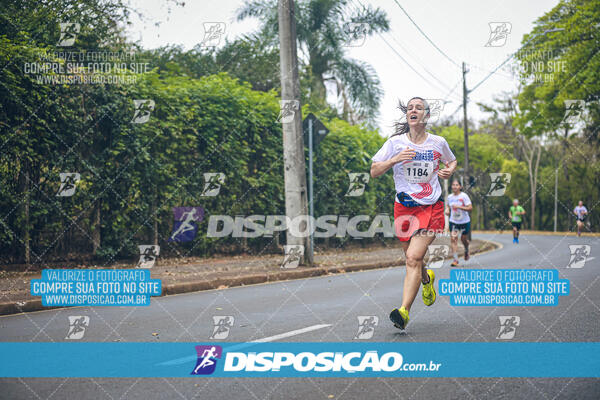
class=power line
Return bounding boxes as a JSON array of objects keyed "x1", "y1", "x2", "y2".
[
  {"x1": 391, "y1": 0, "x2": 461, "y2": 68},
  {"x1": 467, "y1": 62, "x2": 515, "y2": 81},
  {"x1": 386, "y1": 32, "x2": 457, "y2": 94},
  {"x1": 349, "y1": 0, "x2": 452, "y2": 96},
  {"x1": 377, "y1": 32, "x2": 452, "y2": 95},
  {"x1": 469, "y1": 28, "x2": 564, "y2": 94},
  {"x1": 468, "y1": 55, "x2": 514, "y2": 94},
  {"x1": 443, "y1": 79, "x2": 461, "y2": 103},
  {"x1": 447, "y1": 103, "x2": 463, "y2": 120}
]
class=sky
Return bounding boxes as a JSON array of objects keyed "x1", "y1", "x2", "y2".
[{"x1": 126, "y1": 0, "x2": 560, "y2": 137}]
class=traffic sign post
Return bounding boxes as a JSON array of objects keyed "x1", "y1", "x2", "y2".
[{"x1": 303, "y1": 113, "x2": 329, "y2": 265}]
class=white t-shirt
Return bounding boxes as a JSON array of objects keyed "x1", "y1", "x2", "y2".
[
  {"x1": 447, "y1": 192, "x2": 472, "y2": 224},
  {"x1": 574, "y1": 206, "x2": 588, "y2": 219},
  {"x1": 371, "y1": 132, "x2": 456, "y2": 205}
]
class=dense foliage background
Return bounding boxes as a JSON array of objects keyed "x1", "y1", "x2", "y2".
[{"x1": 1, "y1": 0, "x2": 598, "y2": 265}]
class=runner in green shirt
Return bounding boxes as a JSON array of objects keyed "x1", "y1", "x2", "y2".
[{"x1": 508, "y1": 199, "x2": 526, "y2": 244}]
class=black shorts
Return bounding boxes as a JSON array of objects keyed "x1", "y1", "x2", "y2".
[
  {"x1": 512, "y1": 221, "x2": 522, "y2": 230},
  {"x1": 577, "y1": 217, "x2": 586, "y2": 222},
  {"x1": 449, "y1": 221, "x2": 471, "y2": 235}
]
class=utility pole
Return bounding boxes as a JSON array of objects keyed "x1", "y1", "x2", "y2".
[
  {"x1": 462, "y1": 62, "x2": 470, "y2": 186},
  {"x1": 278, "y1": 0, "x2": 312, "y2": 265},
  {"x1": 303, "y1": 113, "x2": 329, "y2": 266},
  {"x1": 308, "y1": 118, "x2": 314, "y2": 263},
  {"x1": 554, "y1": 167, "x2": 558, "y2": 232}
]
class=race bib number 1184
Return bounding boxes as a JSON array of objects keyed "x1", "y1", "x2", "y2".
[{"x1": 403, "y1": 161, "x2": 433, "y2": 183}]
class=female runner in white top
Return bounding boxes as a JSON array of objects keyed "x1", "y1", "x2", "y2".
[{"x1": 371, "y1": 97, "x2": 457, "y2": 329}]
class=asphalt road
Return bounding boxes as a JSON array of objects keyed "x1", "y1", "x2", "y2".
[{"x1": 1, "y1": 233, "x2": 599, "y2": 399}]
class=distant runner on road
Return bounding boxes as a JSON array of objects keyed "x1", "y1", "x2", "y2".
[
  {"x1": 509, "y1": 199, "x2": 526, "y2": 244},
  {"x1": 446, "y1": 179, "x2": 472, "y2": 267},
  {"x1": 574, "y1": 200, "x2": 588, "y2": 237}
]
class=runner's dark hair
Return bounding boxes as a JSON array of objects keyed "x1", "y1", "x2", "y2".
[
  {"x1": 392, "y1": 97, "x2": 430, "y2": 136},
  {"x1": 452, "y1": 178, "x2": 462, "y2": 189}
]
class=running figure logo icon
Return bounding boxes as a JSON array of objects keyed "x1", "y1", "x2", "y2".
[
  {"x1": 201, "y1": 173, "x2": 225, "y2": 197},
  {"x1": 354, "y1": 316, "x2": 378, "y2": 339},
  {"x1": 281, "y1": 245, "x2": 304, "y2": 269},
  {"x1": 567, "y1": 245, "x2": 591, "y2": 269},
  {"x1": 346, "y1": 173, "x2": 370, "y2": 196},
  {"x1": 485, "y1": 22, "x2": 512, "y2": 47},
  {"x1": 65, "y1": 316, "x2": 89, "y2": 340},
  {"x1": 497, "y1": 316, "x2": 520, "y2": 339},
  {"x1": 200, "y1": 23, "x2": 226, "y2": 47},
  {"x1": 56, "y1": 173, "x2": 80, "y2": 197},
  {"x1": 487, "y1": 173, "x2": 511, "y2": 196},
  {"x1": 170, "y1": 207, "x2": 204, "y2": 242},
  {"x1": 131, "y1": 100, "x2": 155, "y2": 124},
  {"x1": 343, "y1": 22, "x2": 368, "y2": 47},
  {"x1": 277, "y1": 100, "x2": 300, "y2": 124},
  {"x1": 137, "y1": 245, "x2": 160, "y2": 268},
  {"x1": 210, "y1": 316, "x2": 234, "y2": 339},
  {"x1": 57, "y1": 22, "x2": 80, "y2": 46},
  {"x1": 427, "y1": 245, "x2": 449, "y2": 269},
  {"x1": 191, "y1": 345, "x2": 223, "y2": 375},
  {"x1": 563, "y1": 100, "x2": 586, "y2": 125},
  {"x1": 424, "y1": 99, "x2": 445, "y2": 123}
]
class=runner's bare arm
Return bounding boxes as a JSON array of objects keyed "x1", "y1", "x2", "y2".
[
  {"x1": 437, "y1": 159, "x2": 457, "y2": 179},
  {"x1": 370, "y1": 147, "x2": 416, "y2": 178},
  {"x1": 460, "y1": 204, "x2": 473, "y2": 211}
]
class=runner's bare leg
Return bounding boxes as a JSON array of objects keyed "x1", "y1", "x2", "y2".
[
  {"x1": 400, "y1": 231, "x2": 436, "y2": 312},
  {"x1": 450, "y1": 230, "x2": 458, "y2": 257},
  {"x1": 461, "y1": 232, "x2": 470, "y2": 253}
]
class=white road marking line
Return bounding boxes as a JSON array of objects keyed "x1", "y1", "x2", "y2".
[
  {"x1": 250, "y1": 324, "x2": 332, "y2": 343},
  {"x1": 156, "y1": 323, "x2": 333, "y2": 366}
]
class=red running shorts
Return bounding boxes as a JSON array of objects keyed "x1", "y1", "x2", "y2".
[{"x1": 394, "y1": 200, "x2": 445, "y2": 242}]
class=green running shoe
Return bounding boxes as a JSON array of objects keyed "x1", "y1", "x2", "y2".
[
  {"x1": 389, "y1": 306, "x2": 409, "y2": 330},
  {"x1": 422, "y1": 269, "x2": 436, "y2": 306}
]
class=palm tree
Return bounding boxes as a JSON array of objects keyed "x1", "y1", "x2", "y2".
[{"x1": 237, "y1": 0, "x2": 389, "y2": 123}]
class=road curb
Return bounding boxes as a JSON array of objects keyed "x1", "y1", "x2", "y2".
[
  {"x1": 0, "y1": 241, "x2": 498, "y2": 316},
  {"x1": 472, "y1": 230, "x2": 600, "y2": 237}
]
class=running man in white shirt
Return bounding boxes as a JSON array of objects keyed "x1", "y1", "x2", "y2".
[
  {"x1": 445, "y1": 179, "x2": 472, "y2": 267},
  {"x1": 574, "y1": 200, "x2": 588, "y2": 237}
]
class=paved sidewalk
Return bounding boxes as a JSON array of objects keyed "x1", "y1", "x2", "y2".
[{"x1": 0, "y1": 237, "x2": 495, "y2": 315}]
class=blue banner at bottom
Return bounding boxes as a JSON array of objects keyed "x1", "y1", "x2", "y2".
[{"x1": 1, "y1": 342, "x2": 598, "y2": 378}]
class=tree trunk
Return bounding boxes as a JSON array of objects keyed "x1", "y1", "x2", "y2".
[
  {"x1": 479, "y1": 201, "x2": 483, "y2": 230},
  {"x1": 529, "y1": 175, "x2": 536, "y2": 230},
  {"x1": 531, "y1": 143, "x2": 541, "y2": 230},
  {"x1": 152, "y1": 194, "x2": 158, "y2": 246},
  {"x1": 92, "y1": 202, "x2": 101, "y2": 254},
  {"x1": 23, "y1": 166, "x2": 31, "y2": 265},
  {"x1": 561, "y1": 127, "x2": 570, "y2": 181},
  {"x1": 521, "y1": 136, "x2": 541, "y2": 231},
  {"x1": 273, "y1": 230, "x2": 280, "y2": 251},
  {"x1": 335, "y1": 79, "x2": 354, "y2": 124},
  {"x1": 482, "y1": 196, "x2": 488, "y2": 230}
]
